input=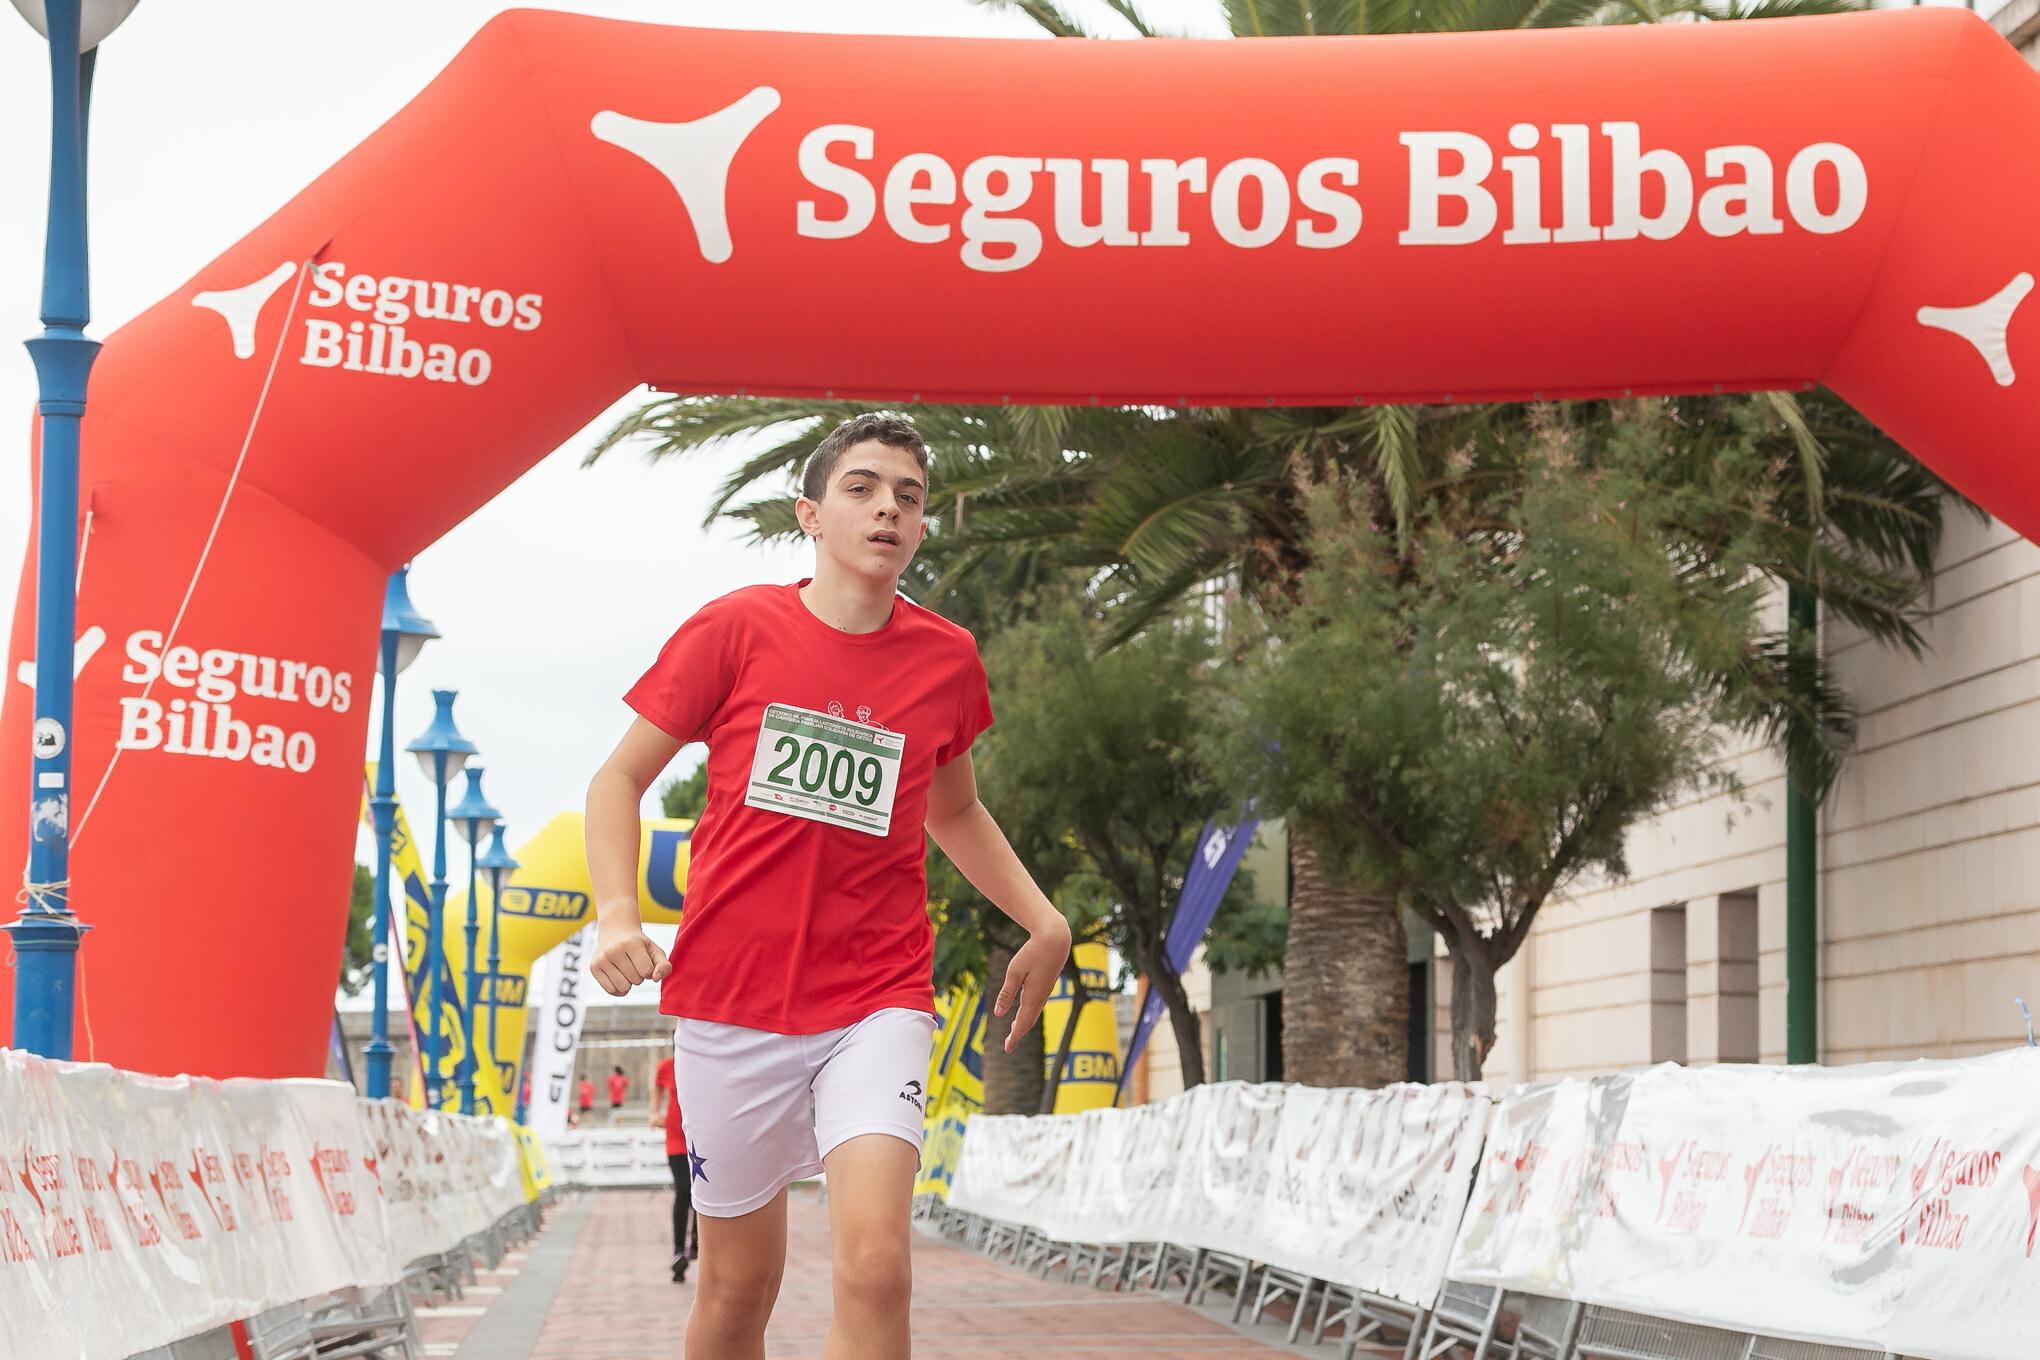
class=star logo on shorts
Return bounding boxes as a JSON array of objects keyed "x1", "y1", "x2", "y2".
[
  {"x1": 689, "y1": 1149, "x2": 708, "y2": 1183},
  {"x1": 899, "y1": 1079, "x2": 924, "y2": 1114}
]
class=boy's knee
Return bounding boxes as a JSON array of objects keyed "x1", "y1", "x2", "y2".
[
  {"x1": 696, "y1": 1259, "x2": 779, "y2": 1329},
  {"x1": 833, "y1": 1238, "x2": 911, "y2": 1312}
]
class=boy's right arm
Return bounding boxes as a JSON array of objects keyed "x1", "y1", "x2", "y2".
[{"x1": 585, "y1": 717, "x2": 685, "y2": 997}]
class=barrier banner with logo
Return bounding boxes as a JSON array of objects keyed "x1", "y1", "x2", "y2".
[
  {"x1": 0, "y1": 1050, "x2": 522, "y2": 1360},
  {"x1": 912, "y1": 947, "x2": 1123, "y2": 1202},
  {"x1": 913, "y1": 982, "x2": 984, "y2": 1200},
  {"x1": 1446, "y1": 1050, "x2": 2040, "y2": 1360},
  {"x1": 950, "y1": 1078, "x2": 1492, "y2": 1306},
  {"x1": 514, "y1": 1123, "x2": 555, "y2": 1200},
  {"x1": 1040, "y1": 943, "x2": 1124, "y2": 1111}
]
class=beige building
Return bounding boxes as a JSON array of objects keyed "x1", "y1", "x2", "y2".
[
  {"x1": 1134, "y1": 506, "x2": 2040, "y2": 1095},
  {"x1": 1484, "y1": 505, "x2": 2040, "y2": 1079}
]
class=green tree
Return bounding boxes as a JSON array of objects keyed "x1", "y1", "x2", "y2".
[
  {"x1": 338, "y1": 864, "x2": 375, "y2": 997},
  {"x1": 980, "y1": 599, "x2": 1281, "y2": 1096},
  {"x1": 1207, "y1": 403, "x2": 1926, "y2": 1078},
  {"x1": 659, "y1": 760, "x2": 709, "y2": 821}
]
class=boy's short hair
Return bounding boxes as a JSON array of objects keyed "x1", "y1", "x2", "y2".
[{"x1": 800, "y1": 413, "x2": 930, "y2": 503}]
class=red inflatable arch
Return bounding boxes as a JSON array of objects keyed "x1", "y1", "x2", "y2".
[{"x1": 4, "y1": 7, "x2": 2037, "y2": 1077}]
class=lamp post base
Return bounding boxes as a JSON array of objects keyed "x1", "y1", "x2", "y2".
[{"x1": 3, "y1": 912, "x2": 89, "y2": 1058}]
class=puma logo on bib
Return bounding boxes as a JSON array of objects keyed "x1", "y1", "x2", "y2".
[{"x1": 745, "y1": 702, "x2": 905, "y2": 837}]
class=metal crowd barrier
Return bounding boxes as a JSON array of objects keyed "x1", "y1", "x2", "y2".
[
  {"x1": 127, "y1": 1200, "x2": 549, "y2": 1360},
  {"x1": 915, "y1": 1198, "x2": 1923, "y2": 1360}
]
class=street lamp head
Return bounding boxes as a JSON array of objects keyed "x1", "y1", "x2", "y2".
[
  {"x1": 451, "y1": 765, "x2": 502, "y2": 845},
  {"x1": 478, "y1": 822, "x2": 520, "y2": 876},
  {"x1": 405, "y1": 688, "x2": 474, "y2": 782},
  {"x1": 9, "y1": 0, "x2": 142, "y2": 50},
  {"x1": 382, "y1": 566, "x2": 439, "y2": 674}
]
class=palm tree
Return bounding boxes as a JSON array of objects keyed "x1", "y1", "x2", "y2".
[{"x1": 586, "y1": 0, "x2": 1951, "y2": 1089}]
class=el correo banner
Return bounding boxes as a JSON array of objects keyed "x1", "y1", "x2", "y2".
[{"x1": 525, "y1": 925, "x2": 595, "y2": 1142}]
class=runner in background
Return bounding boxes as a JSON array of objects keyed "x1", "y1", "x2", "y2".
[
  {"x1": 608, "y1": 1064, "x2": 630, "y2": 1111},
  {"x1": 654, "y1": 1051, "x2": 695, "y2": 1283}
]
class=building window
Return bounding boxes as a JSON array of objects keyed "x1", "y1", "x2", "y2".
[
  {"x1": 1408, "y1": 959, "x2": 1432, "y2": 1083},
  {"x1": 1651, "y1": 905, "x2": 1688, "y2": 1064},
  {"x1": 1712, "y1": 890, "x2": 1760, "y2": 1064},
  {"x1": 1263, "y1": 992, "x2": 1284, "y2": 1082}
]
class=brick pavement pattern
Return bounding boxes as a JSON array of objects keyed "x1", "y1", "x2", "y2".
[{"x1": 484, "y1": 1185, "x2": 1334, "y2": 1359}]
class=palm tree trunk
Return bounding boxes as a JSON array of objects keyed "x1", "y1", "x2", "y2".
[
  {"x1": 1282, "y1": 819, "x2": 1409, "y2": 1089},
  {"x1": 980, "y1": 938, "x2": 1046, "y2": 1114}
]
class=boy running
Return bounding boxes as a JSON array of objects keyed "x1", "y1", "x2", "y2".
[{"x1": 585, "y1": 413, "x2": 1071, "y2": 1360}]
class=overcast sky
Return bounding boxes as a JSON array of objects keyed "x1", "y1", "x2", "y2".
[{"x1": 0, "y1": 0, "x2": 1993, "y2": 1014}]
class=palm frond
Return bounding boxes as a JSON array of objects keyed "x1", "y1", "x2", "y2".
[
  {"x1": 1762, "y1": 390, "x2": 1828, "y2": 534},
  {"x1": 1720, "y1": 631, "x2": 1857, "y2": 798},
  {"x1": 1097, "y1": 0, "x2": 1160, "y2": 35},
  {"x1": 1222, "y1": 0, "x2": 1271, "y2": 35},
  {"x1": 1096, "y1": 553, "x2": 1239, "y2": 651},
  {"x1": 1365, "y1": 404, "x2": 1421, "y2": 545},
  {"x1": 966, "y1": 0, "x2": 1096, "y2": 36},
  {"x1": 719, "y1": 496, "x2": 805, "y2": 546},
  {"x1": 1700, "y1": 0, "x2": 1865, "y2": 16}
]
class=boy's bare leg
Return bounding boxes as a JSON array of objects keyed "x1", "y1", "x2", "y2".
[
  {"x1": 821, "y1": 1134, "x2": 920, "y2": 1360},
  {"x1": 686, "y1": 1190, "x2": 789, "y2": 1360}
]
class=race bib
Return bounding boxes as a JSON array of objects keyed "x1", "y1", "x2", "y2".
[{"x1": 744, "y1": 702, "x2": 906, "y2": 837}]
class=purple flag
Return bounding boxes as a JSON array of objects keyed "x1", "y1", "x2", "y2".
[{"x1": 1115, "y1": 812, "x2": 1259, "y2": 1105}]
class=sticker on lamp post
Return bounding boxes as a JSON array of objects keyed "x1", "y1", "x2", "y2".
[{"x1": 32, "y1": 717, "x2": 64, "y2": 759}]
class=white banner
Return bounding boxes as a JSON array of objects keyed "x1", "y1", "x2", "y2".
[
  {"x1": 949, "y1": 1079, "x2": 1493, "y2": 1307},
  {"x1": 542, "y1": 1128, "x2": 677, "y2": 1188},
  {"x1": 0, "y1": 1050, "x2": 524, "y2": 1360},
  {"x1": 525, "y1": 926, "x2": 594, "y2": 1141},
  {"x1": 1446, "y1": 1049, "x2": 2040, "y2": 1360}
]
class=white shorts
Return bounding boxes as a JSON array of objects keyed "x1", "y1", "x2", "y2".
[{"x1": 672, "y1": 1007, "x2": 938, "y2": 1218}]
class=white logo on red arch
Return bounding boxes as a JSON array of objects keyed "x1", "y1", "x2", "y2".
[{"x1": 193, "y1": 259, "x2": 547, "y2": 387}]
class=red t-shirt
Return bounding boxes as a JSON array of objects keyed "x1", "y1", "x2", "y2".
[
  {"x1": 654, "y1": 1056, "x2": 687, "y2": 1156},
  {"x1": 607, "y1": 1072, "x2": 628, "y2": 1105},
  {"x1": 625, "y1": 580, "x2": 994, "y2": 1033},
  {"x1": 577, "y1": 1079, "x2": 593, "y2": 1110}
]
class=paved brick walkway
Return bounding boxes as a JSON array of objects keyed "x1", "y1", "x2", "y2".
[{"x1": 424, "y1": 1186, "x2": 1384, "y2": 1359}]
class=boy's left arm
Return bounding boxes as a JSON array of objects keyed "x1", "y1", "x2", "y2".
[{"x1": 925, "y1": 751, "x2": 1073, "y2": 1054}]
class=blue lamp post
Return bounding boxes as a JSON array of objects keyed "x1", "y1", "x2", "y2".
[
  {"x1": 365, "y1": 568, "x2": 438, "y2": 1099},
  {"x1": 405, "y1": 691, "x2": 472, "y2": 1109},
  {"x1": 450, "y1": 767, "x2": 500, "y2": 1115},
  {"x1": 478, "y1": 822, "x2": 519, "y2": 1117},
  {"x1": 3, "y1": 0, "x2": 144, "y2": 1060}
]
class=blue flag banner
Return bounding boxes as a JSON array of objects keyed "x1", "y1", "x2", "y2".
[
  {"x1": 1114, "y1": 812, "x2": 1259, "y2": 1105},
  {"x1": 329, "y1": 1010, "x2": 355, "y2": 1089}
]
